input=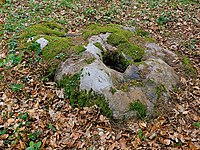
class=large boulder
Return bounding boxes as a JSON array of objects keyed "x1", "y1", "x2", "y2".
[{"x1": 55, "y1": 25, "x2": 179, "y2": 119}]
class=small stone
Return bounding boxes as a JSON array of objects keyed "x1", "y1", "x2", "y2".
[{"x1": 36, "y1": 38, "x2": 48, "y2": 49}]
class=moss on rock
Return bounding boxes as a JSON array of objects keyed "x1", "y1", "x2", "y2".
[
  {"x1": 83, "y1": 24, "x2": 132, "y2": 39},
  {"x1": 116, "y1": 80, "x2": 144, "y2": 92},
  {"x1": 84, "y1": 24, "x2": 145, "y2": 62},
  {"x1": 107, "y1": 32, "x2": 144, "y2": 62},
  {"x1": 21, "y1": 21, "x2": 67, "y2": 38},
  {"x1": 19, "y1": 21, "x2": 86, "y2": 82},
  {"x1": 94, "y1": 42, "x2": 104, "y2": 51},
  {"x1": 129, "y1": 101, "x2": 147, "y2": 119},
  {"x1": 18, "y1": 22, "x2": 159, "y2": 118},
  {"x1": 58, "y1": 74, "x2": 113, "y2": 117},
  {"x1": 118, "y1": 43, "x2": 144, "y2": 62},
  {"x1": 19, "y1": 21, "x2": 86, "y2": 63},
  {"x1": 107, "y1": 33, "x2": 128, "y2": 46},
  {"x1": 40, "y1": 36, "x2": 72, "y2": 61},
  {"x1": 73, "y1": 45, "x2": 86, "y2": 54}
]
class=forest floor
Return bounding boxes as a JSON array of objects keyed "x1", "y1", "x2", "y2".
[{"x1": 0, "y1": 0, "x2": 199, "y2": 149}]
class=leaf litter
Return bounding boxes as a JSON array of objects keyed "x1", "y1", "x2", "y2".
[{"x1": 0, "y1": 0, "x2": 199, "y2": 149}]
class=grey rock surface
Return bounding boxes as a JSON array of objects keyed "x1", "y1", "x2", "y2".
[
  {"x1": 36, "y1": 38, "x2": 48, "y2": 49},
  {"x1": 80, "y1": 60, "x2": 112, "y2": 93},
  {"x1": 55, "y1": 29, "x2": 179, "y2": 119},
  {"x1": 138, "y1": 58, "x2": 179, "y2": 90}
]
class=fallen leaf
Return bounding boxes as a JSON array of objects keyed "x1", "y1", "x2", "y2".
[
  {"x1": 56, "y1": 88, "x2": 65, "y2": 99},
  {"x1": 189, "y1": 142, "x2": 198, "y2": 150},
  {"x1": 109, "y1": 142, "x2": 116, "y2": 150},
  {"x1": 7, "y1": 118, "x2": 15, "y2": 125},
  {"x1": 163, "y1": 139, "x2": 171, "y2": 145},
  {"x1": 119, "y1": 138, "x2": 127, "y2": 149},
  {"x1": 0, "y1": 140, "x2": 3, "y2": 147}
]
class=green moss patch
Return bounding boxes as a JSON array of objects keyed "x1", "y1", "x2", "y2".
[
  {"x1": 156, "y1": 84, "x2": 167, "y2": 99},
  {"x1": 135, "y1": 28, "x2": 150, "y2": 37},
  {"x1": 83, "y1": 24, "x2": 132, "y2": 39},
  {"x1": 19, "y1": 21, "x2": 88, "y2": 62},
  {"x1": 21, "y1": 21, "x2": 67, "y2": 39},
  {"x1": 40, "y1": 36, "x2": 72, "y2": 61},
  {"x1": 85, "y1": 57, "x2": 95, "y2": 64},
  {"x1": 73, "y1": 45, "x2": 86, "y2": 54},
  {"x1": 107, "y1": 33, "x2": 144, "y2": 62},
  {"x1": 107, "y1": 33, "x2": 128, "y2": 46},
  {"x1": 182, "y1": 56, "x2": 196, "y2": 77},
  {"x1": 118, "y1": 43, "x2": 144, "y2": 62},
  {"x1": 129, "y1": 101, "x2": 147, "y2": 119},
  {"x1": 58, "y1": 74, "x2": 112, "y2": 117},
  {"x1": 18, "y1": 21, "x2": 87, "y2": 81},
  {"x1": 83, "y1": 24, "x2": 156, "y2": 62},
  {"x1": 94, "y1": 42, "x2": 104, "y2": 51}
]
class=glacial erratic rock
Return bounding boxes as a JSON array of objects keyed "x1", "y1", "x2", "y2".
[{"x1": 55, "y1": 24, "x2": 179, "y2": 119}]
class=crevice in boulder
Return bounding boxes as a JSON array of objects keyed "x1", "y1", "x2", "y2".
[{"x1": 102, "y1": 50, "x2": 129, "y2": 73}]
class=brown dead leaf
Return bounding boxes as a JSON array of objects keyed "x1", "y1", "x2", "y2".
[
  {"x1": 0, "y1": 134, "x2": 9, "y2": 140},
  {"x1": 18, "y1": 126, "x2": 25, "y2": 132},
  {"x1": 77, "y1": 141, "x2": 85, "y2": 149},
  {"x1": 160, "y1": 130, "x2": 167, "y2": 136},
  {"x1": 71, "y1": 132, "x2": 80, "y2": 141},
  {"x1": 119, "y1": 138, "x2": 127, "y2": 149},
  {"x1": 139, "y1": 121, "x2": 147, "y2": 128},
  {"x1": 160, "y1": 138, "x2": 171, "y2": 145},
  {"x1": 109, "y1": 142, "x2": 116, "y2": 150},
  {"x1": 189, "y1": 142, "x2": 198, "y2": 150},
  {"x1": 15, "y1": 140, "x2": 26, "y2": 149},
  {"x1": 191, "y1": 114, "x2": 199, "y2": 121},
  {"x1": 132, "y1": 137, "x2": 141, "y2": 148},
  {"x1": 7, "y1": 118, "x2": 15, "y2": 125},
  {"x1": 176, "y1": 104, "x2": 185, "y2": 113},
  {"x1": 149, "y1": 132, "x2": 157, "y2": 140},
  {"x1": 0, "y1": 140, "x2": 3, "y2": 147}
]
